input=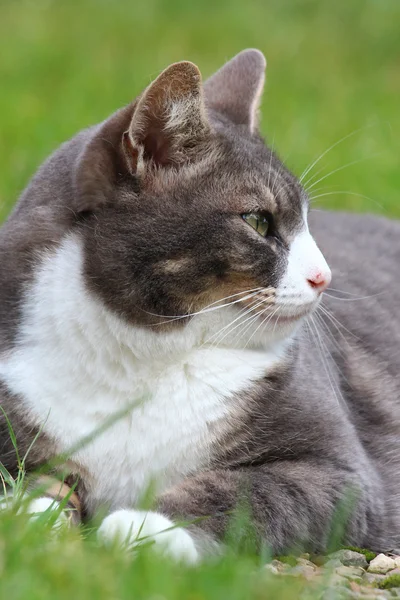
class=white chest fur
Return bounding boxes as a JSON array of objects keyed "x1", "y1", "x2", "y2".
[{"x1": 0, "y1": 235, "x2": 286, "y2": 512}]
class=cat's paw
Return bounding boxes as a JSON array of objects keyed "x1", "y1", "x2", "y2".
[
  {"x1": 97, "y1": 509, "x2": 199, "y2": 564},
  {"x1": 24, "y1": 497, "x2": 69, "y2": 529},
  {"x1": 1, "y1": 493, "x2": 69, "y2": 529}
]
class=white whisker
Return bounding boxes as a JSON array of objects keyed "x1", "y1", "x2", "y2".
[
  {"x1": 308, "y1": 314, "x2": 347, "y2": 410},
  {"x1": 299, "y1": 126, "x2": 372, "y2": 184},
  {"x1": 206, "y1": 297, "x2": 270, "y2": 348},
  {"x1": 304, "y1": 154, "x2": 381, "y2": 194},
  {"x1": 308, "y1": 190, "x2": 383, "y2": 210},
  {"x1": 143, "y1": 287, "x2": 263, "y2": 324}
]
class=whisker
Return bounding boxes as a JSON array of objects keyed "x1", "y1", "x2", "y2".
[
  {"x1": 267, "y1": 136, "x2": 275, "y2": 192},
  {"x1": 326, "y1": 287, "x2": 385, "y2": 300},
  {"x1": 303, "y1": 153, "x2": 381, "y2": 194},
  {"x1": 234, "y1": 303, "x2": 273, "y2": 347},
  {"x1": 142, "y1": 287, "x2": 263, "y2": 324},
  {"x1": 308, "y1": 190, "x2": 383, "y2": 211},
  {"x1": 243, "y1": 306, "x2": 280, "y2": 349},
  {"x1": 203, "y1": 296, "x2": 267, "y2": 348},
  {"x1": 318, "y1": 303, "x2": 361, "y2": 342},
  {"x1": 312, "y1": 312, "x2": 352, "y2": 390},
  {"x1": 299, "y1": 126, "x2": 373, "y2": 184},
  {"x1": 308, "y1": 314, "x2": 347, "y2": 410},
  {"x1": 327, "y1": 287, "x2": 366, "y2": 296},
  {"x1": 313, "y1": 309, "x2": 347, "y2": 359},
  {"x1": 314, "y1": 311, "x2": 353, "y2": 385},
  {"x1": 323, "y1": 292, "x2": 384, "y2": 303},
  {"x1": 206, "y1": 298, "x2": 270, "y2": 348}
]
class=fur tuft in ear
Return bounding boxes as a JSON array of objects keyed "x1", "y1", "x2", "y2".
[
  {"x1": 204, "y1": 49, "x2": 266, "y2": 133},
  {"x1": 126, "y1": 61, "x2": 210, "y2": 173}
]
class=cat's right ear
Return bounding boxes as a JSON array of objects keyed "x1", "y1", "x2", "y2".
[{"x1": 123, "y1": 61, "x2": 210, "y2": 176}]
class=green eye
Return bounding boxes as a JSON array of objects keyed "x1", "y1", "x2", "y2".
[{"x1": 242, "y1": 212, "x2": 271, "y2": 237}]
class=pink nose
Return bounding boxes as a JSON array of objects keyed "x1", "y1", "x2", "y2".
[{"x1": 307, "y1": 270, "x2": 331, "y2": 293}]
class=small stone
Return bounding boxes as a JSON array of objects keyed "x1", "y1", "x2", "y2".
[
  {"x1": 329, "y1": 549, "x2": 369, "y2": 568},
  {"x1": 320, "y1": 586, "x2": 354, "y2": 599},
  {"x1": 287, "y1": 564, "x2": 316, "y2": 580},
  {"x1": 300, "y1": 552, "x2": 310, "y2": 560},
  {"x1": 363, "y1": 572, "x2": 387, "y2": 585},
  {"x1": 336, "y1": 565, "x2": 365, "y2": 580},
  {"x1": 325, "y1": 558, "x2": 344, "y2": 569},
  {"x1": 296, "y1": 557, "x2": 317, "y2": 570},
  {"x1": 264, "y1": 563, "x2": 279, "y2": 575},
  {"x1": 350, "y1": 582, "x2": 389, "y2": 596},
  {"x1": 369, "y1": 554, "x2": 396, "y2": 574},
  {"x1": 329, "y1": 573, "x2": 351, "y2": 587},
  {"x1": 270, "y1": 559, "x2": 289, "y2": 572}
]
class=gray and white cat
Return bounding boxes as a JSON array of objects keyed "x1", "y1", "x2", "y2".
[{"x1": 1, "y1": 49, "x2": 399, "y2": 562}]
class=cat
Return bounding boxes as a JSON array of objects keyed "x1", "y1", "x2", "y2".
[{"x1": 0, "y1": 48, "x2": 399, "y2": 563}]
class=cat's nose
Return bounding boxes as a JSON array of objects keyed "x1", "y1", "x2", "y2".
[{"x1": 307, "y1": 269, "x2": 331, "y2": 293}]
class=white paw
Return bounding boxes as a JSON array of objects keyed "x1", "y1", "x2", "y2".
[
  {"x1": 23, "y1": 497, "x2": 69, "y2": 529},
  {"x1": 97, "y1": 509, "x2": 199, "y2": 564}
]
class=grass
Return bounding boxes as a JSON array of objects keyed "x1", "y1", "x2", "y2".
[
  {"x1": 378, "y1": 574, "x2": 400, "y2": 590},
  {"x1": 0, "y1": 0, "x2": 399, "y2": 597}
]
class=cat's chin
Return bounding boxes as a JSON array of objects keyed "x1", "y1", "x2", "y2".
[
  {"x1": 248, "y1": 305, "x2": 318, "y2": 348},
  {"x1": 268, "y1": 310, "x2": 311, "y2": 326}
]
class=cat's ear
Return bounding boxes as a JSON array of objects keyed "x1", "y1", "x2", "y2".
[
  {"x1": 204, "y1": 49, "x2": 266, "y2": 133},
  {"x1": 123, "y1": 61, "x2": 210, "y2": 175}
]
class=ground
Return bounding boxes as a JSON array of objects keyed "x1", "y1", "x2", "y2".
[{"x1": 0, "y1": 0, "x2": 399, "y2": 598}]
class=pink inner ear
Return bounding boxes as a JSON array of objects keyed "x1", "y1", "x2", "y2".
[{"x1": 142, "y1": 123, "x2": 172, "y2": 167}]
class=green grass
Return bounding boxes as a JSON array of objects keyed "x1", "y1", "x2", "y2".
[
  {"x1": 0, "y1": 513, "x2": 325, "y2": 600},
  {"x1": 379, "y1": 574, "x2": 400, "y2": 590},
  {"x1": 0, "y1": 0, "x2": 399, "y2": 597}
]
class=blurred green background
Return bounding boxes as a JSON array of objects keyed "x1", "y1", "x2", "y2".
[{"x1": 0, "y1": 0, "x2": 399, "y2": 222}]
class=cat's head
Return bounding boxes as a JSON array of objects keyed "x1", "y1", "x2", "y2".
[{"x1": 75, "y1": 50, "x2": 331, "y2": 349}]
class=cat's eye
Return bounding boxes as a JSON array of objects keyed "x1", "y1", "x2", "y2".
[{"x1": 242, "y1": 212, "x2": 272, "y2": 237}]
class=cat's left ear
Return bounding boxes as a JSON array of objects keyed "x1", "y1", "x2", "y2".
[
  {"x1": 204, "y1": 49, "x2": 266, "y2": 133},
  {"x1": 123, "y1": 61, "x2": 210, "y2": 175}
]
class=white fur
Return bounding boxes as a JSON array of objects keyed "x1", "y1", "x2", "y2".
[
  {"x1": 0, "y1": 235, "x2": 287, "y2": 513},
  {"x1": 98, "y1": 509, "x2": 199, "y2": 563},
  {"x1": 277, "y1": 228, "x2": 331, "y2": 313},
  {"x1": 23, "y1": 496, "x2": 68, "y2": 528},
  {"x1": 0, "y1": 493, "x2": 68, "y2": 529}
]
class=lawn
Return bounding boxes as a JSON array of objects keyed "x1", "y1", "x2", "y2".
[{"x1": 0, "y1": 0, "x2": 399, "y2": 598}]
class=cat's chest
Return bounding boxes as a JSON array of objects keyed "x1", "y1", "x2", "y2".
[
  {"x1": 1, "y1": 339, "x2": 272, "y2": 510},
  {"x1": 46, "y1": 356, "x2": 236, "y2": 510}
]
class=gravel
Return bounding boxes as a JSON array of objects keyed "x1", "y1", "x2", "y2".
[{"x1": 264, "y1": 549, "x2": 400, "y2": 599}]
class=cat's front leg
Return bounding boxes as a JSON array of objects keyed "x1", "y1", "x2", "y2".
[
  {"x1": 96, "y1": 459, "x2": 381, "y2": 561},
  {"x1": 152, "y1": 462, "x2": 381, "y2": 557}
]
